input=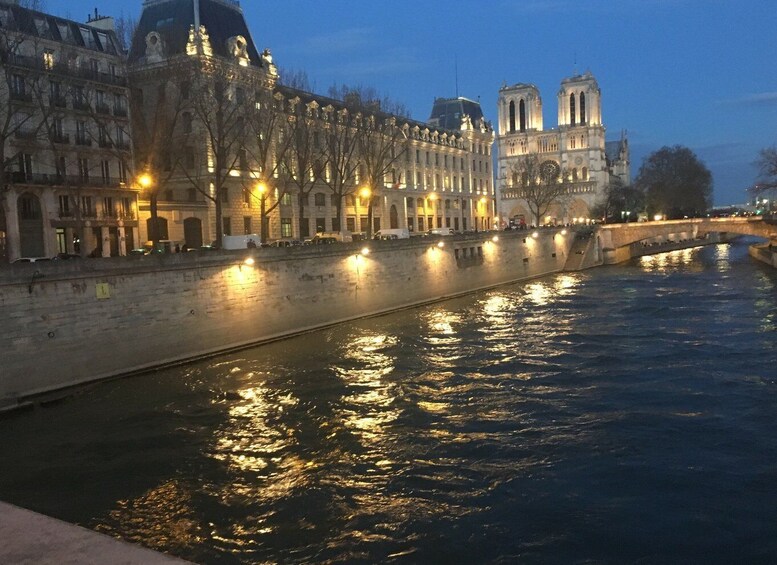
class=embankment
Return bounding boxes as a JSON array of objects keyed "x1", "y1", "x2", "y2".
[{"x1": 0, "y1": 229, "x2": 574, "y2": 410}]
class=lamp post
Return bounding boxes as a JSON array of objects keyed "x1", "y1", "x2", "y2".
[
  {"x1": 360, "y1": 185, "x2": 372, "y2": 239},
  {"x1": 256, "y1": 181, "x2": 268, "y2": 244},
  {"x1": 138, "y1": 172, "x2": 157, "y2": 249}
]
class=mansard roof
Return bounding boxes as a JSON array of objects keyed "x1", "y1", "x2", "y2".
[
  {"x1": 128, "y1": 0, "x2": 263, "y2": 67},
  {"x1": 275, "y1": 85, "x2": 471, "y2": 143},
  {"x1": 428, "y1": 97, "x2": 485, "y2": 130},
  {"x1": 0, "y1": 2, "x2": 122, "y2": 55}
]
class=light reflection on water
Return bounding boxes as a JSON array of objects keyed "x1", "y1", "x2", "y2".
[{"x1": 1, "y1": 240, "x2": 777, "y2": 564}]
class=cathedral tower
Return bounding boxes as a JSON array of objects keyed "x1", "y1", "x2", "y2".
[
  {"x1": 498, "y1": 83, "x2": 543, "y2": 134},
  {"x1": 557, "y1": 72, "x2": 601, "y2": 127}
]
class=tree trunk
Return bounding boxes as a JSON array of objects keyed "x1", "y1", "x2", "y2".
[
  {"x1": 149, "y1": 192, "x2": 159, "y2": 248},
  {"x1": 260, "y1": 196, "x2": 267, "y2": 243}
]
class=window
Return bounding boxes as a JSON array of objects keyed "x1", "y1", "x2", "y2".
[
  {"x1": 281, "y1": 192, "x2": 292, "y2": 206},
  {"x1": 243, "y1": 187, "x2": 251, "y2": 207},
  {"x1": 103, "y1": 197, "x2": 114, "y2": 217},
  {"x1": 519, "y1": 99, "x2": 526, "y2": 131},
  {"x1": 101, "y1": 160, "x2": 110, "y2": 183},
  {"x1": 570, "y1": 93, "x2": 576, "y2": 125},
  {"x1": 11, "y1": 74, "x2": 25, "y2": 97},
  {"x1": 118, "y1": 161, "x2": 128, "y2": 183},
  {"x1": 78, "y1": 158, "x2": 89, "y2": 181},
  {"x1": 281, "y1": 218, "x2": 292, "y2": 238},
  {"x1": 59, "y1": 195, "x2": 70, "y2": 216},
  {"x1": 406, "y1": 196, "x2": 414, "y2": 208},
  {"x1": 43, "y1": 49, "x2": 54, "y2": 70},
  {"x1": 221, "y1": 187, "x2": 229, "y2": 202},
  {"x1": 188, "y1": 188, "x2": 197, "y2": 202},
  {"x1": 56, "y1": 156, "x2": 67, "y2": 179},
  {"x1": 315, "y1": 217, "x2": 326, "y2": 232},
  {"x1": 508, "y1": 100, "x2": 516, "y2": 132},
  {"x1": 235, "y1": 87, "x2": 245, "y2": 104},
  {"x1": 314, "y1": 192, "x2": 326, "y2": 206},
  {"x1": 415, "y1": 149, "x2": 420, "y2": 164},
  {"x1": 243, "y1": 216, "x2": 252, "y2": 234},
  {"x1": 223, "y1": 217, "x2": 232, "y2": 236},
  {"x1": 81, "y1": 196, "x2": 94, "y2": 217},
  {"x1": 182, "y1": 112, "x2": 192, "y2": 133},
  {"x1": 580, "y1": 92, "x2": 586, "y2": 124}
]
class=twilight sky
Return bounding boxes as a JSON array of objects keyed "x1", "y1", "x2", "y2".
[{"x1": 58, "y1": 0, "x2": 777, "y2": 205}]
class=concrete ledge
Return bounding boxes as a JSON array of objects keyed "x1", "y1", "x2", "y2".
[{"x1": 0, "y1": 502, "x2": 190, "y2": 564}]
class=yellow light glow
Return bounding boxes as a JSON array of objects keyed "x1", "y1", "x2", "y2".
[
  {"x1": 479, "y1": 197, "x2": 487, "y2": 204},
  {"x1": 360, "y1": 247, "x2": 370, "y2": 256},
  {"x1": 654, "y1": 214, "x2": 664, "y2": 221},
  {"x1": 532, "y1": 231, "x2": 539, "y2": 239},
  {"x1": 256, "y1": 181, "x2": 268, "y2": 195},
  {"x1": 492, "y1": 235, "x2": 499, "y2": 242},
  {"x1": 560, "y1": 229, "x2": 568, "y2": 236},
  {"x1": 428, "y1": 192, "x2": 438, "y2": 201},
  {"x1": 437, "y1": 241, "x2": 445, "y2": 248},
  {"x1": 244, "y1": 257, "x2": 255, "y2": 266},
  {"x1": 359, "y1": 186, "x2": 371, "y2": 199},
  {"x1": 138, "y1": 173, "x2": 153, "y2": 189}
]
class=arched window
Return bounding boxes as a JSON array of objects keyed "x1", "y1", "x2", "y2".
[
  {"x1": 508, "y1": 100, "x2": 516, "y2": 133},
  {"x1": 572, "y1": 168, "x2": 578, "y2": 181},
  {"x1": 519, "y1": 99, "x2": 526, "y2": 132},
  {"x1": 582, "y1": 167, "x2": 588, "y2": 180},
  {"x1": 579, "y1": 92, "x2": 586, "y2": 125},
  {"x1": 569, "y1": 93, "x2": 576, "y2": 125}
]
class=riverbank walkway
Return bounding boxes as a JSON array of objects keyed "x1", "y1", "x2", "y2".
[{"x1": 0, "y1": 501, "x2": 191, "y2": 564}]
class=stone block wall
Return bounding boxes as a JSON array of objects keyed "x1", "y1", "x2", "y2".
[{"x1": 0, "y1": 230, "x2": 573, "y2": 409}]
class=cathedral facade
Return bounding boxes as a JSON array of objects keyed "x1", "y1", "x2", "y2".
[{"x1": 496, "y1": 72, "x2": 629, "y2": 226}]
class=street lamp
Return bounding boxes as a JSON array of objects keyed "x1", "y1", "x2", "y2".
[
  {"x1": 359, "y1": 185, "x2": 373, "y2": 239},
  {"x1": 138, "y1": 172, "x2": 160, "y2": 248}
]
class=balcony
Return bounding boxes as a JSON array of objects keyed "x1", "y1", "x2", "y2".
[
  {"x1": 8, "y1": 173, "x2": 130, "y2": 189},
  {"x1": 98, "y1": 139, "x2": 113, "y2": 149},
  {"x1": 500, "y1": 180, "x2": 597, "y2": 200},
  {"x1": 113, "y1": 106, "x2": 128, "y2": 118},
  {"x1": 14, "y1": 129, "x2": 38, "y2": 141},
  {"x1": 114, "y1": 141, "x2": 131, "y2": 152},
  {"x1": 10, "y1": 90, "x2": 33, "y2": 103},
  {"x1": 51, "y1": 133, "x2": 70, "y2": 144},
  {"x1": 73, "y1": 100, "x2": 91, "y2": 112},
  {"x1": 75, "y1": 136, "x2": 92, "y2": 147},
  {"x1": 96, "y1": 103, "x2": 111, "y2": 115}
]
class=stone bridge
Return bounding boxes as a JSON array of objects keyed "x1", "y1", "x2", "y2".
[{"x1": 595, "y1": 217, "x2": 777, "y2": 264}]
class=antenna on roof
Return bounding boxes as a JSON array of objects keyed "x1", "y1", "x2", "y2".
[{"x1": 455, "y1": 54, "x2": 459, "y2": 98}]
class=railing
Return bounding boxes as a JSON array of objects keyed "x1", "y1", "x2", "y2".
[
  {"x1": 51, "y1": 133, "x2": 70, "y2": 144},
  {"x1": 75, "y1": 136, "x2": 92, "y2": 146},
  {"x1": 113, "y1": 106, "x2": 128, "y2": 118},
  {"x1": 5, "y1": 55, "x2": 128, "y2": 88},
  {"x1": 96, "y1": 103, "x2": 111, "y2": 115},
  {"x1": 98, "y1": 139, "x2": 113, "y2": 149},
  {"x1": 500, "y1": 180, "x2": 596, "y2": 199},
  {"x1": 114, "y1": 141, "x2": 131, "y2": 151},
  {"x1": 9, "y1": 173, "x2": 130, "y2": 189},
  {"x1": 73, "y1": 100, "x2": 91, "y2": 112},
  {"x1": 9, "y1": 90, "x2": 33, "y2": 103}
]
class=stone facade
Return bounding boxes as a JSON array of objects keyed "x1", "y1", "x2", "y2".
[
  {"x1": 0, "y1": 3, "x2": 138, "y2": 262},
  {"x1": 128, "y1": 0, "x2": 495, "y2": 248},
  {"x1": 496, "y1": 72, "x2": 630, "y2": 226}
]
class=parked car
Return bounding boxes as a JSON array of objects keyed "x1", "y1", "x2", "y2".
[
  {"x1": 374, "y1": 228, "x2": 410, "y2": 240},
  {"x1": 427, "y1": 227, "x2": 454, "y2": 236},
  {"x1": 270, "y1": 239, "x2": 302, "y2": 247},
  {"x1": 13, "y1": 257, "x2": 52, "y2": 263},
  {"x1": 308, "y1": 235, "x2": 338, "y2": 245}
]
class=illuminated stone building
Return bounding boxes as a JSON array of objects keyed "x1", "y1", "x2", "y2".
[
  {"x1": 128, "y1": 0, "x2": 495, "y2": 247},
  {"x1": 496, "y1": 72, "x2": 629, "y2": 225},
  {"x1": 0, "y1": 2, "x2": 136, "y2": 261}
]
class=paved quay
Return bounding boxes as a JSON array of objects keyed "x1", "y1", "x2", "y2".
[{"x1": 0, "y1": 502, "x2": 192, "y2": 564}]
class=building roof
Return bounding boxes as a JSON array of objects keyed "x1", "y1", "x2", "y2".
[
  {"x1": 605, "y1": 139, "x2": 627, "y2": 162},
  {"x1": 128, "y1": 0, "x2": 263, "y2": 67},
  {"x1": 0, "y1": 2, "x2": 121, "y2": 55},
  {"x1": 428, "y1": 97, "x2": 485, "y2": 130}
]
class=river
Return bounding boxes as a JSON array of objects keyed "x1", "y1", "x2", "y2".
[{"x1": 1, "y1": 239, "x2": 776, "y2": 564}]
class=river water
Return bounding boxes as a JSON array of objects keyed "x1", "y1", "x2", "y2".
[{"x1": 1, "y1": 239, "x2": 776, "y2": 564}]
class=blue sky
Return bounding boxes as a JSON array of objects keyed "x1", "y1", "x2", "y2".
[{"x1": 59, "y1": 0, "x2": 777, "y2": 205}]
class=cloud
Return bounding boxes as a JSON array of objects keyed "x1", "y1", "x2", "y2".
[{"x1": 730, "y1": 92, "x2": 777, "y2": 106}]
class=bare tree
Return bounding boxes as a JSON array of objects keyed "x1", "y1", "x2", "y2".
[
  {"x1": 279, "y1": 96, "x2": 324, "y2": 239},
  {"x1": 319, "y1": 105, "x2": 361, "y2": 233},
  {"x1": 131, "y1": 74, "x2": 188, "y2": 248},
  {"x1": 277, "y1": 68, "x2": 313, "y2": 92},
  {"x1": 0, "y1": 21, "x2": 49, "y2": 260},
  {"x1": 240, "y1": 89, "x2": 295, "y2": 242},
  {"x1": 176, "y1": 64, "x2": 246, "y2": 248},
  {"x1": 508, "y1": 153, "x2": 570, "y2": 227}
]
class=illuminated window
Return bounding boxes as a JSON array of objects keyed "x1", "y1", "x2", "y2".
[{"x1": 43, "y1": 49, "x2": 54, "y2": 70}]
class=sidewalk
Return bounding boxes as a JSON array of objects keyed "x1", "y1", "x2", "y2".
[{"x1": 0, "y1": 502, "x2": 192, "y2": 564}]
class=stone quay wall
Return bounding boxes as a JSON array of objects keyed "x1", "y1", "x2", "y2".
[{"x1": 0, "y1": 229, "x2": 574, "y2": 409}]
